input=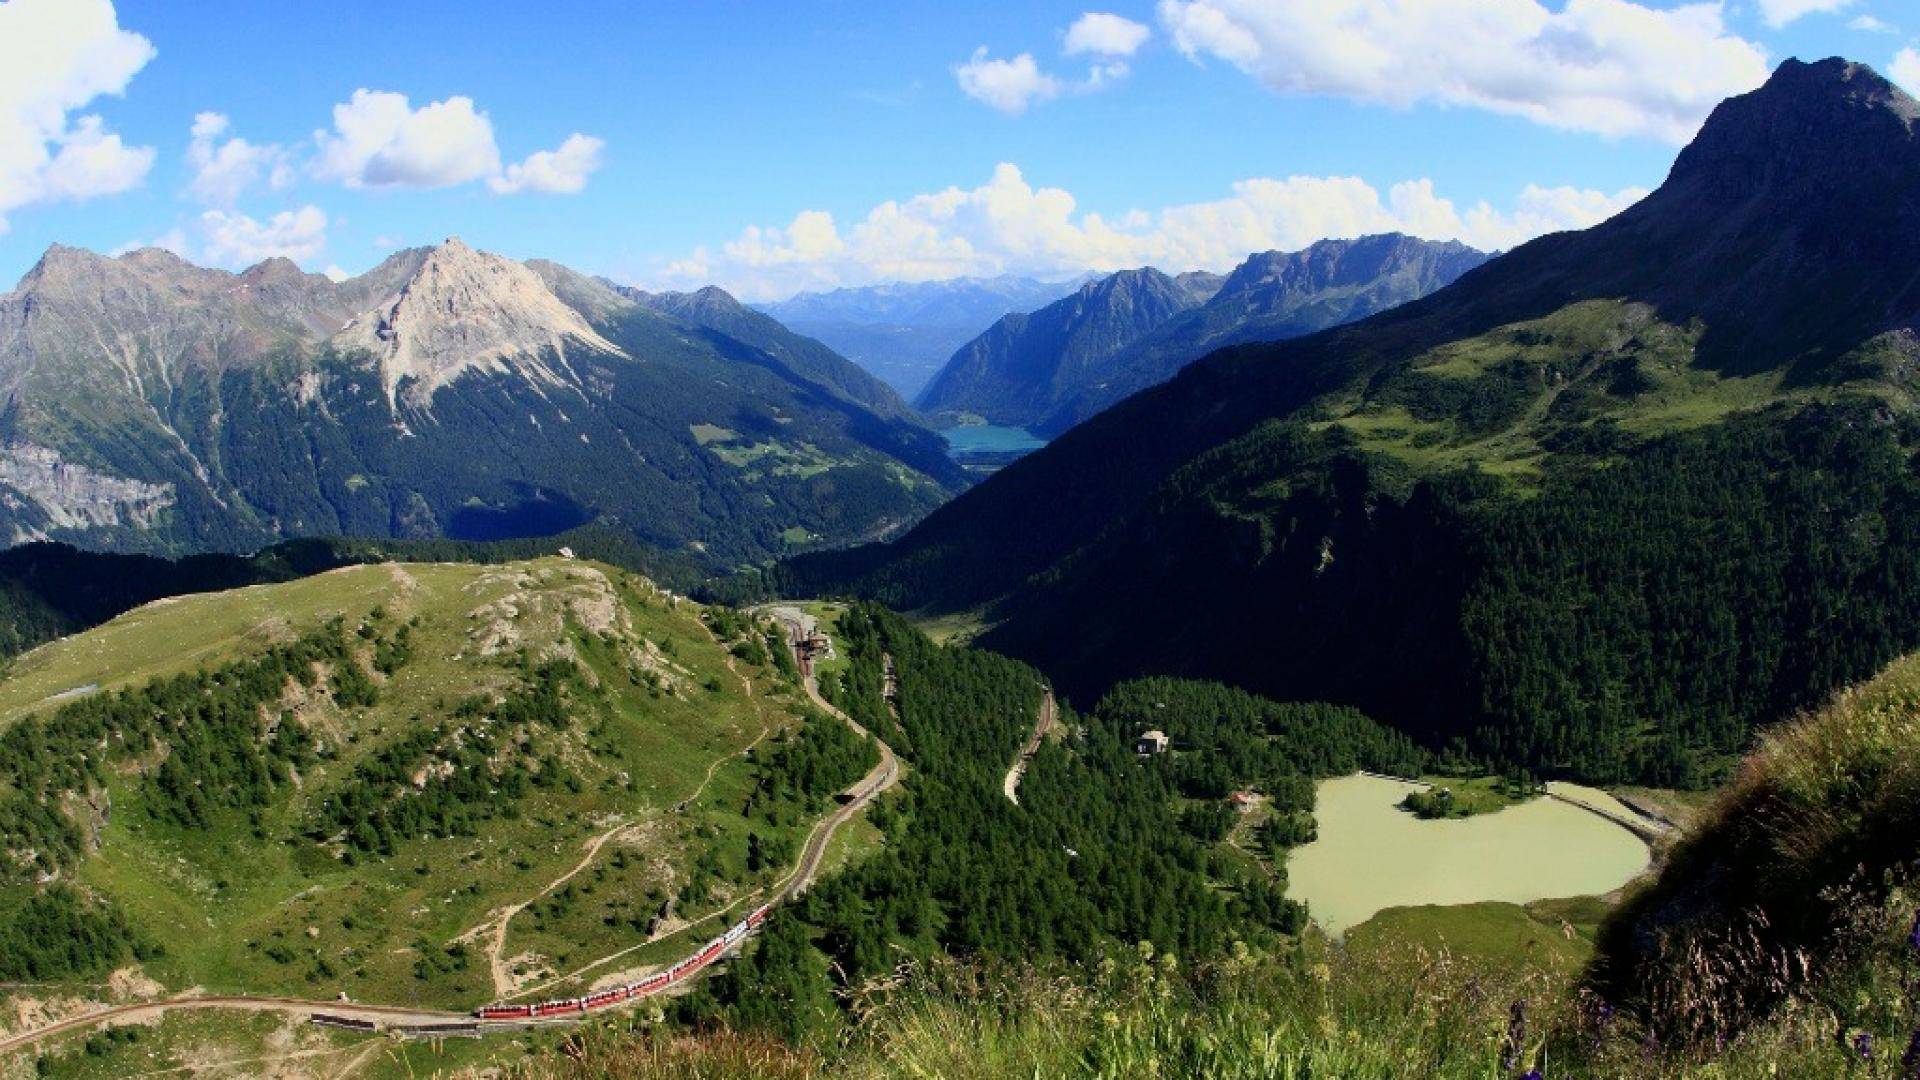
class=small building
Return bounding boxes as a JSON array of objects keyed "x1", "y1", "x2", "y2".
[{"x1": 1136, "y1": 729, "x2": 1170, "y2": 755}]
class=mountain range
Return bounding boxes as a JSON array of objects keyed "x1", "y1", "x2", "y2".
[
  {"x1": 756, "y1": 275, "x2": 1088, "y2": 398},
  {"x1": 916, "y1": 235, "x2": 1489, "y2": 435},
  {"x1": 784, "y1": 57, "x2": 1920, "y2": 785},
  {"x1": 0, "y1": 238, "x2": 964, "y2": 563}
]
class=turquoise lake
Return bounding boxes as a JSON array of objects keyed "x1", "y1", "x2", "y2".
[{"x1": 940, "y1": 425, "x2": 1049, "y2": 455}]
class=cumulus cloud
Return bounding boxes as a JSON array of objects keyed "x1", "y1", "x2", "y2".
[
  {"x1": 650, "y1": 162, "x2": 1644, "y2": 301},
  {"x1": 186, "y1": 112, "x2": 292, "y2": 204},
  {"x1": 955, "y1": 50, "x2": 1062, "y2": 114},
  {"x1": 1893, "y1": 48, "x2": 1920, "y2": 96},
  {"x1": 488, "y1": 133, "x2": 605, "y2": 195},
  {"x1": 1156, "y1": 0, "x2": 1769, "y2": 144},
  {"x1": 1757, "y1": 0, "x2": 1854, "y2": 26},
  {"x1": 311, "y1": 89, "x2": 604, "y2": 195},
  {"x1": 312, "y1": 89, "x2": 501, "y2": 189},
  {"x1": 199, "y1": 204, "x2": 328, "y2": 266},
  {"x1": 1065, "y1": 13, "x2": 1152, "y2": 56},
  {"x1": 0, "y1": 0, "x2": 156, "y2": 232}
]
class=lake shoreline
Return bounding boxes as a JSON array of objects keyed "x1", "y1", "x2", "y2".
[{"x1": 1286, "y1": 773, "x2": 1653, "y2": 936}]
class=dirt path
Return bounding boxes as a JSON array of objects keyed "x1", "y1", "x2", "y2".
[
  {"x1": 466, "y1": 819, "x2": 633, "y2": 998},
  {"x1": 0, "y1": 995, "x2": 468, "y2": 1057},
  {"x1": 0, "y1": 616, "x2": 901, "y2": 1061},
  {"x1": 778, "y1": 674, "x2": 898, "y2": 900},
  {"x1": 1003, "y1": 688, "x2": 1057, "y2": 805}
]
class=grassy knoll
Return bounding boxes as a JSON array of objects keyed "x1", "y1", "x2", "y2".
[
  {"x1": 1346, "y1": 895, "x2": 1609, "y2": 974},
  {"x1": 0, "y1": 558, "x2": 835, "y2": 1072}
]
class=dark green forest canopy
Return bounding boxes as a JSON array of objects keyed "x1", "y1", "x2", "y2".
[{"x1": 685, "y1": 608, "x2": 1419, "y2": 1040}]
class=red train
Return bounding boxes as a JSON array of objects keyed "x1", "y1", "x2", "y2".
[{"x1": 476, "y1": 903, "x2": 774, "y2": 1022}]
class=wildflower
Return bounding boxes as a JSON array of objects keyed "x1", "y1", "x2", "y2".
[
  {"x1": 1521, "y1": 1071, "x2": 1544, "y2": 1080},
  {"x1": 1501, "y1": 999, "x2": 1528, "y2": 1074},
  {"x1": 1909, "y1": 909, "x2": 1920, "y2": 954},
  {"x1": 1903, "y1": 1026, "x2": 1920, "y2": 1080},
  {"x1": 1855, "y1": 1030, "x2": 1874, "y2": 1062}
]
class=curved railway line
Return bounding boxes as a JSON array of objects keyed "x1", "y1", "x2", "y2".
[
  {"x1": 0, "y1": 619, "x2": 899, "y2": 1059},
  {"x1": 1003, "y1": 687, "x2": 1057, "y2": 805}
]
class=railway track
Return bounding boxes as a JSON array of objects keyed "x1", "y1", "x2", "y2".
[
  {"x1": 0, "y1": 616, "x2": 900, "y2": 1059},
  {"x1": 1003, "y1": 687, "x2": 1057, "y2": 805}
]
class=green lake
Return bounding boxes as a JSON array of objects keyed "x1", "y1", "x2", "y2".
[{"x1": 1285, "y1": 774, "x2": 1652, "y2": 935}]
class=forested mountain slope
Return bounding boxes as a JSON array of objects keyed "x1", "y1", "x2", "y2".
[
  {"x1": 916, "y1": 235, "x2": 1487, "y2": 435},
  {"x1": 915, "y1": 267, "x2": 1223, "y2": 428},
  {"x1": 0, "y1": 239, "x2": 964, "y2": 565},
  {"x1": 785, "y1": 57, "x2": 1920, "y2": 784}
]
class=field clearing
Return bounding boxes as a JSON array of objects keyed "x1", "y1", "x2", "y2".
[{"x1": 1345, "y1": 895, "x2": 1611, "y2": 974}]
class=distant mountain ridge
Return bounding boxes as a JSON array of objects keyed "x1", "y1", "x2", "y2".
[
  {"x1": 915, "y1": 267, "x2": 1225, "y2": 427},
  {"x1": 0, "y1": 239, "x2": 964, "y2": 562},
  {"x1": 756, "y1": 275, "x2": 1089, "y2": 398},
  {"x1": 785, "y1": 57, "x2": 1920, "y2": 785},
  {"x1": 916, "y1": 235, "x2": 1490, "y2": 434}
]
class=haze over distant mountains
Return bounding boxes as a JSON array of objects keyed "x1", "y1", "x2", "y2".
[
  {"x1": 756, "y1": 275, "x2": 1088, "y2": 398},
  {"x1": 0, "y1": 238, "x2": 964, "y2": 562},
  {"x1": 788, "y1": 57, "x2": 1920, "y2": 785},
  {"x1": 917, "y1": 235, "x2": 1489, "y2": 435}
]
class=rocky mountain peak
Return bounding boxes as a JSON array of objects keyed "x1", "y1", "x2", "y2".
[
  {"x1": 1664, "y1": 56, "x2": 1918, "y2": 203},
  {"x1": 334, "y1": 237, "x2": 626, "y2": 409}
]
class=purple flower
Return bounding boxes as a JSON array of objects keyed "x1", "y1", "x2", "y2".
[
  {"x1": 1501, "y1": 1000, "x2": 1528, "y2": 1073},
  {"x1": 1520, "y1": 1071, "x2": 1544, "y2": 1080},
  {"x1": 1903, "y1": 1026, "x2": 1920, "y2": 1080},
  {"x1": 1856, "y1": 1030, "x2": 1875, "y2": 1062},
  {"x1": 1908, "y1": 909, "x2": 1920, "y2": 954}
]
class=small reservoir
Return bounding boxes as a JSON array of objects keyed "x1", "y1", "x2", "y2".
[{"x1": 1285, "y1": 774, "x2": 1652, "y2": 935}]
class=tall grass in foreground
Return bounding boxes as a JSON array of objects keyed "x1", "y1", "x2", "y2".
[{"x1": 517, "y1": 903, "x2": 1920, "y2": 1079}]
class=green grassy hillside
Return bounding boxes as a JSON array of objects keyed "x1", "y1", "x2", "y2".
[{"x1": 0, "y1": 558, "x2": 863, "y2": 1072}]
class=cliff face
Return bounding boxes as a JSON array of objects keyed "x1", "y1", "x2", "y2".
[{"x1": 333, "y1": 238, "x2": 624, "y2": 408}]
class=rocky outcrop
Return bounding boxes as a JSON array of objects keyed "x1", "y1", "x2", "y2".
[
  {"x1": 333, "y1": 238, "x2": 626, "y2": 408},
  {"x1": 0, "y1": 443, "x2": 174, "y2": 541}
]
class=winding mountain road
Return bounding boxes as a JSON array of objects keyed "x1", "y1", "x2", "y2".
[
  {"x1": 1003, "y1": 688, "x2": 1057, "y2": 805},
  {"x1": 0, "y1": 614, "x2": 900, "y2": 1060}
]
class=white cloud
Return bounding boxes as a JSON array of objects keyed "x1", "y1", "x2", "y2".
[
  {"x1": 955, "y1": 49, "x2": 1062, "y2": 114},
  {"x1": 957, "y1": 17, "x2": 1150, "y2": 115},
  {"x1": 312, "y1": 89, "x2": 500, "y2": 189},
  {"x1": 649, "y1": 163, "x2": 1644, "y2": 301},
  {"x1": 1065, "y1": 13, "x2": 1152, "y2": 56},
  {"x1": 199, "y1": 204, "x2": 328, "y2": 267},
  {"x1": 1847, "y1": 14, "x2": 1894, "y2": 32},
  {"x1": 186, "y1": 112, "x2": 292, "y2": 204},
  {"x1": 488, "y1": 133, "x2": 605, "y2": 195},
  {"x1": 1157, "y1": 0, "x2": 1769, "y2": 144},
  {"x1": 1757, "y1": 0, "x2": 1853, "y2": 27},
  {"x1": 1893, "y1": 48, "x2": 1920, "y2": 96},
  {"x1": 0, "y1": 0, "x2": 156, "y2": 232},
  {"x1": 323, "y1": 264, "x2": 350, "y2": 282}
]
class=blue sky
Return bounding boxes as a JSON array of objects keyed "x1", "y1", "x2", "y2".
[{"x1": 0, "y1": 0, "x2": 1913, "y2": 299}]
